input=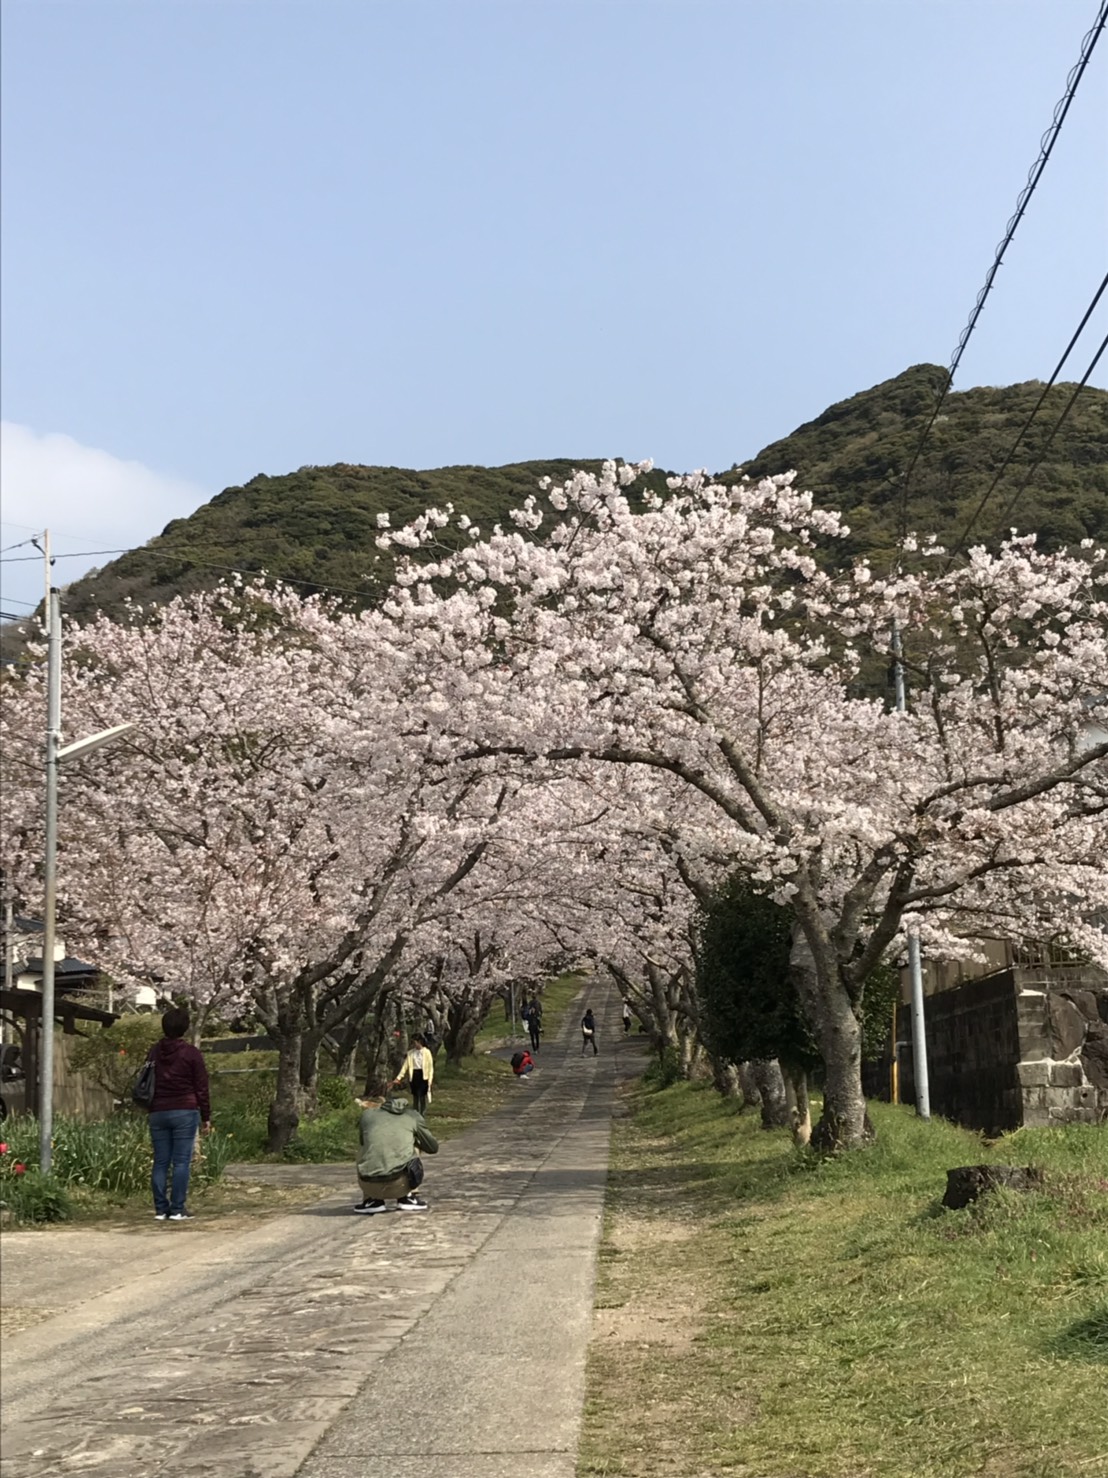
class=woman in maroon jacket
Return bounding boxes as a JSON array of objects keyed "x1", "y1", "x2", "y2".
[{"x1": 145, "y1": 1007, "x2": 211, "y2": 1221}]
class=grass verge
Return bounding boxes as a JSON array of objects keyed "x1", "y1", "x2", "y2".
[{"x1": 579, "y1": 1079, "x2": 1108, "y2": 1478}]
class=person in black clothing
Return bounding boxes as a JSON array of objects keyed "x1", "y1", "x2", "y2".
[
  {"x1": 581, "y1": 1008, "x2": 598, "y2": 1055},
  {"x1": 526, "y1": 997, "x2": 542, "y2": 1052}
]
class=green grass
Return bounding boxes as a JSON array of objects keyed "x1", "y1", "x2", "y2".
[{"x1": 580, "y1": 1081, "x2": 1108, "y2": 1478}]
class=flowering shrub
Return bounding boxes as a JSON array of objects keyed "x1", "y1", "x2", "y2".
[{"x1": 0, "y1": 1138, "x2": 71, "y2": 1222}]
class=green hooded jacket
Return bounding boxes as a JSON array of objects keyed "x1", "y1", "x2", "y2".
[{"x1": 357, "y1": 1096, "x2": 439, "y2": 1181}]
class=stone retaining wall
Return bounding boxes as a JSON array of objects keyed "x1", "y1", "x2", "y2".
[{"x1": 895, "y1": 967, "x2": 1108, "y2": 1133}]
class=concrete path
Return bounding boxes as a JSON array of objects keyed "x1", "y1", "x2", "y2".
[{"x1": 1, "y1": 985, "x2": 636, "y2": 1478}]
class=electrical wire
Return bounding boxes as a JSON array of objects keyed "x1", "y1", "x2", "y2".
[
  {"x1": 945, "y1": 268, "x2": 1108, "y2": 563},
  {"x1": 990, "y1": 328, "x2": 1108, "y2": 535},
  {"x1": 1, "y1": 550, "x2": 127, "y2": 563},
  {"x1": 896, "y1": 0, "x2": 1108, "y2": 541},
  {"x1": 0, "y1": 543, "x2": 385, "y2": 602}
]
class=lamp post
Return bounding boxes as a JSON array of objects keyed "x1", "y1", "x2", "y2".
[
  {"x1": 38, "y1": 577, "x2": 135, "y2": 1173},
  {"x1": 892, "y1": 620, "x2": 931, "y2": 1121}
]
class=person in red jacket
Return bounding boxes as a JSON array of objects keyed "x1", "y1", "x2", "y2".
[{"x1": 144, "y1": 1006, "x2": 211, "y2": 1221}]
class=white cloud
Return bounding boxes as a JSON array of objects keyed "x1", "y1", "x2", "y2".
[{"x1": 1, "y1": 423, "x2": 208, "y2": 617}]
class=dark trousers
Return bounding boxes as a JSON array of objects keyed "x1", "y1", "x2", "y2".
[
  {"x1": 582, "y1": 1032, "x2": 598, "y2": 1055},
  {"x1": 411, "y1": 1073, "x2": 428, "y2": 1115},
  {"x1": 528, "y1": 1021, "x2": 541, "y2": 1051}
]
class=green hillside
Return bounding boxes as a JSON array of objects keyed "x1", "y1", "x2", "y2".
[
  {"x1": 18, "y1": 365, "x2": 1108, "y2": 631},
  {"x1": 741, "y1": 364, "x2": 1108, "y2": 565}
]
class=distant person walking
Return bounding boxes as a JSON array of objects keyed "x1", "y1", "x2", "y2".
[
  {"x1": 144, "y1": 1006, "x2": 211, "y2": 1222},
  {"x1": 581, "y1": 1008, "x2": 598, "y2": 1056},
  {"x1": 392, "y1": 1033, "x2": 434, "y2": 1115},
  {"x1": 526, "y1": 997, "x2": 542, "y2": 1052},
  {"x1": 355, "y1": 1093, "x2": 439, "y2": 1214},
  {"x1": 622, "y1": 999, "x2": 633, "y2": 1034}
]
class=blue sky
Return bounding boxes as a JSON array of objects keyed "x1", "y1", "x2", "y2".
[{"x1": 2, "y1": 0, "x2": 1106, "y2": 615}]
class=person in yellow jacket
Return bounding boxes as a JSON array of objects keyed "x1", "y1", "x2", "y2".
[{"x1": 391, "y1": 1033, "x2": 434, "y2": 1114}]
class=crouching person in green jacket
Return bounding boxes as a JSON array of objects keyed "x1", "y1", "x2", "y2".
[{"x1": 355, "y1": 1093, "x2": 439, "y2": 1215}]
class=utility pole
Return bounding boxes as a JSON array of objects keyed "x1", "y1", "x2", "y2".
[
  {"x1": 39, "y1": 533, "x2": 62, "y2": 1172},
  {"x1": 30, "y1": 533, "x2": 136, "y2": 1171},
  {"x1": 2, "y1": 896, "x2": 13, "y2": 1047},
  {"x1": 892, "y1": 621, "x2": 931, "y2": 1120}
]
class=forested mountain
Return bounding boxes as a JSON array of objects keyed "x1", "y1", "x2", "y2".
[
  {"x1": 11, "y1": 364, "x2": 1108, "y2": 635},
  {"x1": 741, "y1": 364, "x2": 1108, "y2": 566}
]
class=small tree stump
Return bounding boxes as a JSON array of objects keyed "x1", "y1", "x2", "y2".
[{"x1": 943, "y1": 1164, "x2": 1045, "y2": 1211}]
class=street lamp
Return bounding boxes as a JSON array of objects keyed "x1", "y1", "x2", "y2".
[{"x1": 38, "y1": 582, "x2": 135, "y2": 1173}]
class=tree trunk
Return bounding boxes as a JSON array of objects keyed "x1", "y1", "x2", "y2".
[
  {"x1": 789, "y1": 927, "x2": 869, "y2": 1151},
  {"x1": 737, "y1": 1061, "x2": 762, "y2": 1110},
  {"x1": 710, "y1": 1057, "x2": 742, "y2": 1100},
  {"x1": 325, "y1": 1022, "x2": 360, "y2": 1082},
  {"x1": 298, "y1": 1031, "x2": 321, "y2": 1114},
  {"x1": 444, "y1": 1001, "x2": 481, "y2": 1065},
  {"x1": 782, "y1": 1064, "x2": 811, "y2": 1147},
  {"x1": 750, "y1": 1058, "x2": 790, "y2": 1129},
  {"x1": 678, "y1": 1025, "x2": 702, "y2": 1080},
  {"x1": 361, "y1": 1003, "x2": 396, "y2": 1097},
  {"x1": 267, "y1": 1026, "x2": 302, "y2": 1153}
]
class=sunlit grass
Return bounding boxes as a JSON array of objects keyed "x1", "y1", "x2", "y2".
[{"x1": 580, "y1": 1081, "x2": 1108, "y2": 1478}]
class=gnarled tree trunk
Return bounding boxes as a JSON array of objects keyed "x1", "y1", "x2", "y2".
[
  {"x1": 737, "y1": 1061, "x2": 762, "y2": 1110},
  {"x1": 750, "y1": 1058, "x2": 790, "y2": 1129},
  {"x1": 444, "y1": 998, "x2": 482, "y2": 1065},
  {"x1": 789, "y1": 925, "x2": 869, "y2": 1151},
  {"x1": 710, "y1": 1057, "x2": 742, "y2": 1100}
]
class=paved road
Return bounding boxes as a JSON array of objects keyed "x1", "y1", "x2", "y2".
[{"x1": 1, "y1": 985, "x2": 633, "y2": 1478}]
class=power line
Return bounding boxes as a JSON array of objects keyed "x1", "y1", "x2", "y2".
[
  {"x1": 0, "y1": 543, "x2": 385, "y2": 602},
  {"x1": 896, "y1": 0, "x2": 1108, "y2": 541},
  {"x1": 1, "y1": 549, "x2": 130, "y2": 563},
  {"x1": 945, "y1": 267, "x2": 1108, "y2": 563},
  {"x1": 990, "y1": 329, "x2": 1108, "y2": 536}
]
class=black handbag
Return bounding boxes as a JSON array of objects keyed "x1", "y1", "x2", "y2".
[
  {"x1": 405, "y1": 1156, "x2": 425, "y2": 1189},
  {"x1": 132, "y1": 1057, "x2": 157, "y2": 1107}
]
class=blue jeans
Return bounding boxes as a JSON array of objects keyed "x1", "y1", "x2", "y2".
[{"x1": 149, "y1": 1109, "x2": 200, "y2": 1215}]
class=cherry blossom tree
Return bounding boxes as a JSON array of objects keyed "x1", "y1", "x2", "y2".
[
  {"x1": 380, "y1": 463, "x2": 1108, "y2": 1149},
  {"x1": 0, "y1": 586, "x2": 525, "y2": 1149}
]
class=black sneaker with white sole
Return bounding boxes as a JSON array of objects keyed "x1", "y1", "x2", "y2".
[
  {"x1": 395, "y1": 1194, "x2": 428, "y2": 1212},
  {"x1": 354, "y1": 1199, "x2": 388, "y2": 1215}
]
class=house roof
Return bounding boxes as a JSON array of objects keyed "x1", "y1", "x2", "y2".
[{"x1": 19, "y1": 956, "x2": 100, "y2": 977}]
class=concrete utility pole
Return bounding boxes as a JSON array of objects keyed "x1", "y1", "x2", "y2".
[
  {"x1": 39, "y1": 579, "x2": 62, "y2": 1173},
  {"x1": 892, "y1": 621, "x2": 931, "y2": 1120},
  {"x1": 37, "y1": 534, "x2": 136, "y2": 1173},
  {"x1": 2, "y1": 896, "x2": 13, "y2": 1047}
]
